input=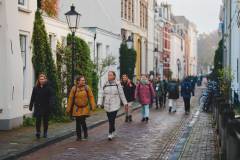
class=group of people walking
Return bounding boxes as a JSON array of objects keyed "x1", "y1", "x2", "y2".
[{"x1": 29, "y1": 71, "x2": 195, "y2": 141}]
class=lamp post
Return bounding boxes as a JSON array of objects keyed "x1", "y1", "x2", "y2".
[
  {"x1": 126, "y1": 36, "x2": 133, "y2": 49},
  {"x1": 125, "y1": 35, "x2": 134, "y2": 78},
  {"x1": 65, "y1": 4, "x2": 81, "y2": 87},
  {"x1": 177, "y1": 58, "x2": 181, "y2": 81},
  {"x1": 154, "y1": 48, "x2": 159, "y2": 77}
]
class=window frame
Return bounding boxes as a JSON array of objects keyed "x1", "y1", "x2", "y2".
[
  {"x1": 19, "y1": 34, "x2": 27, "y2": 70},
  {"x1": 18, "y1": 0, "x2": 25, "y2": 6}
]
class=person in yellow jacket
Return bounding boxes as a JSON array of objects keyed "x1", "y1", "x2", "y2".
[{"x1": 66, "y1": 75, "x2": 96, "y2": 141}]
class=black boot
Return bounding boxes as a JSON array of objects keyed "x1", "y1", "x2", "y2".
[
  {"x1": 128, "y1": 115, "x2": 132, "y2": 122},
  {"x1": 146, "y1": 117, "x2": 149, "y2": 122},
  {"x1": 43, "y1": 132, "x2": 48, "y2": 138},
  {"x1": 125, "y1": 116, "x2": 129, "y2": 122},
  {"x1": 36, "y1": 132, "x2": 40, "y2": 139},
  {"x1": 141, "y1": 118, "x2": 146, "y2": 122},
  {"x1": 83, "y1": 130, "x2": 88, "y2": 140},
  {"x1": 169, "y1": 107, "x2": 172, "y2": 113}
]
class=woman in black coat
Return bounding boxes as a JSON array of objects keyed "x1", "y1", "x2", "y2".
[{"x1": 29, "y1": 73, "x2": 54, "y2": 139}]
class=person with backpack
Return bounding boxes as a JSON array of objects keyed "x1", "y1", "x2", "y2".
[
  {"x1": 167, "y1": 79, "x2": 180, "y2": 113},
  {"x1": 121, "y1": 74, "x2": 136, "y2": 122},
  {"x1": 181, "y1": 77, "x2": 194, "y2": 115},
  {"x1": 29, "y1": 73, "x2": 55, "y2": 139},
  {"x1": 66, "y1": 75, "x2": 96, "y2": 141},
  {"x1": 154, "y1": 75, "x2": 164, "y2": 109},
  {"x1": 98, "y1": 71, "x2": 128, "y2": 140},
  {"x1": 162, "y1": 76, "x2": 168, "y2": 107},
  {"x1": 135, "y1": 75, "x2": 155, "y2": 122}
]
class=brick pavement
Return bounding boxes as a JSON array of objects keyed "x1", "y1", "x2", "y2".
[
  {"x1": 19, "y1": 88, "x2": 204, "y2": 160},
  {"x1": 180, "y1": 112, "x2": 218, "y2": 160},
  {"x1": 0, "y1": 103, "x2": 140, "y2": 160},
  {"x1": 1, "y1": 87, "x2": 219, "y2": 160}
]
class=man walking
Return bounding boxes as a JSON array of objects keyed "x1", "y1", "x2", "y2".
[{"x1": 181, "y1": 77, "x2": 194, "y2": 115}]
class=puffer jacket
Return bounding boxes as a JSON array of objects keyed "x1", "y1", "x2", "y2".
[
  {"x1": 181, "y1": 80, "x2": 194, "y2": 98},
  {"x1": 98, "y1": 80, "x2": 128, "y2": 112},
  {"x1": 135, "y1": 82, "x2": 155, "y2": 105},
  {"x1": 167, "y1": 81, "x2": 179, "y2": 99},
  {"x1": 66, "y1": 85, "x2": 96, "y2": 117}
]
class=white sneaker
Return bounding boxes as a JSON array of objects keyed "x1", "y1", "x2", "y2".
[
  {"x1": 108, "y1": 134, "x2": 113, "y2": 140},
  {"x1": 112, "y1": 131, "x2": 117, "y2": 137}
]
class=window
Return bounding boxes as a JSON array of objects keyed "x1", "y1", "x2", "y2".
[
  {"x1": 140, "y1": 2, "x2": 143, "y2": 27},
  {"x1": 124, "y1": 0, "x2": 128, "y2": 19},
  {"x1": 20, "y1": 35, "x2": 27, "y2": 69},
  {"x1": 121, "y1": 0, "x2": 124, "y2": 18},
  {"x1": 18, "y1": 0, "x2": 25, "y2": 5},
  {"x1": 181, "y1": 39, "x2": 183, "y2": 51},
  {"x1": 128, "y1": 0, "x2": 133, "y2": 21},
  {"x1": 19, "y1": 34, "x2": 28, "y2": 100},
  {"x1": 132, "y1": 0, "x2": 134, "y2": 22}
]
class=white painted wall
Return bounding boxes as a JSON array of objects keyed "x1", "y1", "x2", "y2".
[
  {"x1": 0, "y1": 0, "x2": 122, "y2": 129},
  {"x1": 230, "y1": 0, "x2": 240, "y2": 92},
  {"x1": 188, "y1": 24, "x2": 198, "y2": 76},
  {"x1": 0, "y1": 0, "x2": 27, "y2": 129},
  {"x1": 59, "y1": 0, "x2": 121, "y2": 35},
  {"x1": 170, "y1": 33, "x2": 185, "y2": 80},
  {"x1": 85, "y1": 27, "x2": 122, "y2": 85},
  {"x1": 18, "y1": 0, "x2": 37, "y2": 116},
  {"x1": 0, "y1": 0, "x2": 7, "y2": 120},
  {"x1": 147, "y1": 0, "x2": 155, "y2": 74}
]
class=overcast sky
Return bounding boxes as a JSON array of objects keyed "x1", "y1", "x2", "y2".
[{"x1": 158, "y1": 0, "x2": 222, "y2": 34}]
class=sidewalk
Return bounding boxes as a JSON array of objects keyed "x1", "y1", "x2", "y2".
[
  {"x1": 180, "y1": 112, "x2": 218, "y2": 160},
  {"x1": 0, "y1": 103, "x2": 140, "y2": 160}
]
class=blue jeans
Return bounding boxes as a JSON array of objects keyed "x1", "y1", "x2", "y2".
[{"x1": 141, "y1": 105, "x2": 150, "y2": 118}]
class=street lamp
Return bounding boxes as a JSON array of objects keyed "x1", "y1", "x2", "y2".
[
  {"x1": 154, "y1": 48, "x2": 159, "y2": 76},
  {"x1": 65, "y1": 4, "x2": 81, "y2": 87},
  {"x1": 126, "y1": 36, "x2": 133, "y2": 49},
  {"x1": 177, "y1": 58, "x2": 181, "y2": 81}
]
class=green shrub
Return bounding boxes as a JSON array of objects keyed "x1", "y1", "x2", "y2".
[
  {"x1": 32, "y1": 10, "x2": 63, "y2": 117},
  {"x1": 23, "y1": 117, "x2": 36, "y2": 127},
  {"x1": 119, "y1": 43, "x2": 136, "y2": 80}
]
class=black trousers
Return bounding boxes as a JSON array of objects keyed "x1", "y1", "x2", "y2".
[
  {"x1": 35, "y1": 114, "x2": 49, "y2": 134},
  {"x1": 107, "y1": 111, "x2": 118, "y2": 134},
  {"x1": 163, "y1": 93, "x2": 167, "y2": 106},
  {"x1": 76, "y1": 116, "x2": 88, "y2": 138},
  {"x1": 183, "y1": 97, "x2": 191, "y2": 112},
  {"x1": 156, "y1": 95, "x2": 163, "y2": 108}
]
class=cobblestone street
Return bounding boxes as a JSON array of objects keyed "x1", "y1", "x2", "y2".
[
  {"x1": 180, "y1": 112, "x2": 218, "y2": 160},
  {"x1": 18, "y1": 87, "x2": 218, "y2": 160}
]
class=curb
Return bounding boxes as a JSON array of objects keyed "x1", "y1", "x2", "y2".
[
  {"x1": 168, "y1": 109, "x2": 200, "y2": 160},
  {"x1": 1, "y1": 104, "x2": 141, "y2": 160}
]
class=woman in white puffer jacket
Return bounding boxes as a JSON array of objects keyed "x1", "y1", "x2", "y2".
[{"x1": 98, "y1": 71, "x2": 128, "y2": 140}]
